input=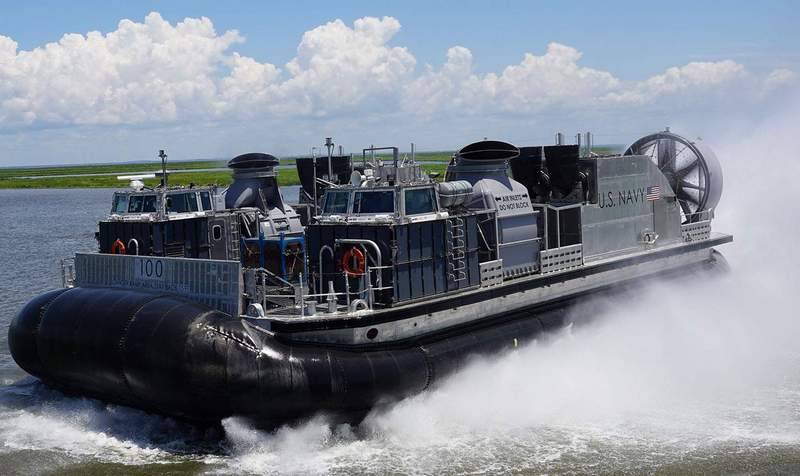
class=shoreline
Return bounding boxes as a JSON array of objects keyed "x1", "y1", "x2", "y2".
[
  {"x1": 0, "y1": 152, "x2": 455, "y2": 189},
  {"x1": 0, "y1": 164, "x2": 451, "y2": 189},
  {"x1": 0, "y1": 146, "x2": 621, "y2": 189}
]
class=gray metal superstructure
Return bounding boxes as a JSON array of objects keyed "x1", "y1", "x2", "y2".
[
  {"x1": 227, "y1": 133, "x2": 730, "y2": 346},
  {"x1": 75, "y1": 132, "x2": 731, "y2": 339}
]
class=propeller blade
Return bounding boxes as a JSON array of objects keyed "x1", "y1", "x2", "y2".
[
  {"x1": 679, "y1": 179, "x2": 702, "y2": 191},
  {"x1": 682, "y1": 191, "x2": 700, "y2": 205},
  {"x1": 674, "y1": 159, "x2": 699, "y2": 179},
  {"x1": 679, "y1": 199, "x2": 693, "y2": 217},
  {"x1": 656, "y1": 139, "x2": 677, "y2": 170},
  {"x1": 647, "y1": 143, "x2": 658, "y2": 160},
  {"x1": 659, "y1": 144, "x2": 689, "y2": 173}
]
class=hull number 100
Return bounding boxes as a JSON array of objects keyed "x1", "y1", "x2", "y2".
[{"x1": 135, "y1": 258, "x2": 165, "y2": 280}]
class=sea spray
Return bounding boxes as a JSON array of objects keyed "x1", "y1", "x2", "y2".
[{"x1": 215, "y1": 97, "x2": 800, "y2": 474}]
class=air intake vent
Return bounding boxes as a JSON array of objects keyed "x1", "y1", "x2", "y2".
[
  {"x1": 457, "y1": 140, "x2": 519, "y2": 162},
  {"x1": 225, "y1": 153, "x2": 284, "y2": 211}
]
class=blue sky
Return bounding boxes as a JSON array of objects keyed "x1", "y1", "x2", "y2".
[
  {"x1": 3, "y1": 0, "x2": 796, "y2": 77},
  {"x1": 0, "y1": 1, "x2": 797, "y2": 165}
]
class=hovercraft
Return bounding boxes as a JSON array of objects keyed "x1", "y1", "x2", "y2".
[{"x1": 9, "y1": 132, "x2": 732, "y2": 426}]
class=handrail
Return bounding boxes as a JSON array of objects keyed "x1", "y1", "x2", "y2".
[
  {"x1": 263, "y1": 291, "x2": 348, "y2": 299},
  {"x1": 318, "y1": 244, "x2": 334, "y2": 296},
  {"x1": 682, "y1": 207, "x2": 714, "y2": 223},
  {"x1": 253, "y1": 267, "x2": 294, "y2": 288},
  {"x1": 335, "y1": 239, "x2": 383, "y2": 291},
  {"x1": 60, "y1": 257, "x2": 76, "y2": 288}
]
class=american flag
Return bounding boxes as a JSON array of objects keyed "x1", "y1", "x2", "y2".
[{"x1": 646, "y1": 185, "x2": 661, "y2": 201}]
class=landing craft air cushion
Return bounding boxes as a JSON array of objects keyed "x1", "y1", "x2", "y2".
[{"x1": 9, "y1": 131, "x2": 731, "y2": 426}]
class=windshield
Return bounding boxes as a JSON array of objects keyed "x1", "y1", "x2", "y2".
[
  {"x1": 405, "y1": 188, "x2": 436, "y2": 215},
  {"x1": 323, "y1": 190, "x2": 350, "y2": 214},
  {"x1": 353, "y1": 190, "x2": 394, "y2": 214},
  {"x1": 166, "y1": 193, "x2": 199, "y2": 213},
  {"x1": 200, "y1": 192, "x2": 212, "y2": 210},
  {"x1": 113, "y1": 194, "x2": 129, "y2": 213},
  {"x1": 142, "y1": 195, "x2": 157, "y2": 212},
  {"x1": 128, "y1": 196, "x2": 143, "y2": 213}
]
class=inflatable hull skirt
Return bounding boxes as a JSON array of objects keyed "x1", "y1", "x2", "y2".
[{"x1": 8, "y1": 286, "x2": 569, "y2": 426}]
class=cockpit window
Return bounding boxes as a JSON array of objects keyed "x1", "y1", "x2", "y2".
[
  {"x1": 142, "y1": 195, "x2": 157, "y2": 213},
  {"x1": 200, "y1": 192, "x2": 212, "y2": 211},
  {"x1": 128, "y1": 195, "x2": 144, "y2": 213},
  {"x1": 166, "y1": 193, "x2": 199, "y2": 213},
  {"x1": 404, "y1": 188, "x2": 436, "y2": 215},
  {"x1": 123, "y1": 194, "x2": 157, "y2": 213},
  {"x1": 323, "y1": 190, "x2": 350, "y2": 214},
  {"x1": 113, "y1": 194, "x2": 129, "y2": 214},
  {"x1": 353, "y1": 190, "x2": 395, "y2": 214}
]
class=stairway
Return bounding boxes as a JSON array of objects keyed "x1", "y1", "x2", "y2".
[{"x1": 447, "y1": 217, "x2": 467, "y2": 282}]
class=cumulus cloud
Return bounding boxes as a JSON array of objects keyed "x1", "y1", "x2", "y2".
[
  {"x1": 602, "y1": 60, "x2": 745, "y2": 105},
  {"x1": 404, "y1": 43, "x2": 621, "y2": 115},
  {"x1": 0, "y1": 12, "x2": 794, "y2": 129},
  {"x1": 763, "y1": 68, "x2": 797, "y2": 92},
  {"x1": 0, "y1": 12, "x2": 242, "y2": 126}
]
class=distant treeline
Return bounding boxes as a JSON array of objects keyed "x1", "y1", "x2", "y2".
[{"x1": 0, "y1": 147, "x2": 620, "y2": 189}]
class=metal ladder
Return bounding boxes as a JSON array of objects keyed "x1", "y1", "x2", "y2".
[
  {"x1": 229, "y1": 219, "x2": 241, "y2": 260},
  {"x1": 447, "y1": 217, "x2": 467, "y2": 282}
]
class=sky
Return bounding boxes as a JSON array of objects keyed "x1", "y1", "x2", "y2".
[{"x1": 0, "y1": 0, "x2": 798, "y2": 165}]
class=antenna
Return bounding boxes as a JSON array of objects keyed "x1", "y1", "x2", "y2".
[
  {"x1": 311, "y1": 147, "x2": 318, "y2": 211},
  {"x1": 325, "y1": 137, "x2": 334, "y2": 184},
  {"x1": 158, "y1": 149, "x2": 168, "y2": 188}
]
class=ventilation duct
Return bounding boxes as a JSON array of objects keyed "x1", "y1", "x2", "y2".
[{"x1": 225, "y1": 153, "x2": 284, "y2": 211}]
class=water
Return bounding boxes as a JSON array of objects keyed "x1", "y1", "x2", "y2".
[{"x1": 2, "y1": 116, "x2": 800, "y2": 476}]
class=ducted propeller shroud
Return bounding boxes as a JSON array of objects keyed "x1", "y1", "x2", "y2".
[{"x1": 625, "y1": 131, "x2": 723, "y2": 222}]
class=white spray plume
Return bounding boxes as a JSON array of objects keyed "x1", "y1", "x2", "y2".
[{"x1": 218, "y1": 94, "x2": 800, "y2": 474}]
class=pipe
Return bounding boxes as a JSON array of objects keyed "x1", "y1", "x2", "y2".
[
  {"x1": 584, "y1": 132, "x2": 593, "y2": 156},
  {"x1": 350, "y1": 299, "x2": 369, "y2": 312},
  {"x1": 127, "y1": 238, "x2": 140, "y2": 256},
  {"x1": 318, "y1": 245, "x2": 334, "y2": 297}
]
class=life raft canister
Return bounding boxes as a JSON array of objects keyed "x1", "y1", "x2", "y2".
[
  {"x1": 111, "y1": 238, "x2": 126, "y2": 255},
  {"x1": 341, "y1": 247, "x2": 366, "y2": 277}
]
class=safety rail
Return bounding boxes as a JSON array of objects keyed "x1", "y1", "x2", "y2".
[
  {"x1": 72, "y1": 253, "x2": 242, "y2": 315},
  {"x1": 257, "y1": 267, "x2": 383, "y2": 317},
  {"x1": 254, "y1": 237, "x2": 387, "y2": 318},
  {"x1": 60, "y1": 257, "x2": 75, "y2": 288}
]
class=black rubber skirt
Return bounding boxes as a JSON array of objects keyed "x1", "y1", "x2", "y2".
[
  {"x1": 9, "y1": 251, "x2": 727, "y2": 426},
  {"x1": 8, "y1": 286, "x2": 569, "y2": 426}
]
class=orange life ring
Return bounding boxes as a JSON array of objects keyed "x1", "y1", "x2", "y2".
[
  {"x1": 111, "y1": 238, "x2": 126, "y2": 255},
  {"x1": 341, "y1": 247, "x2": 366, "y2": 277}
]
